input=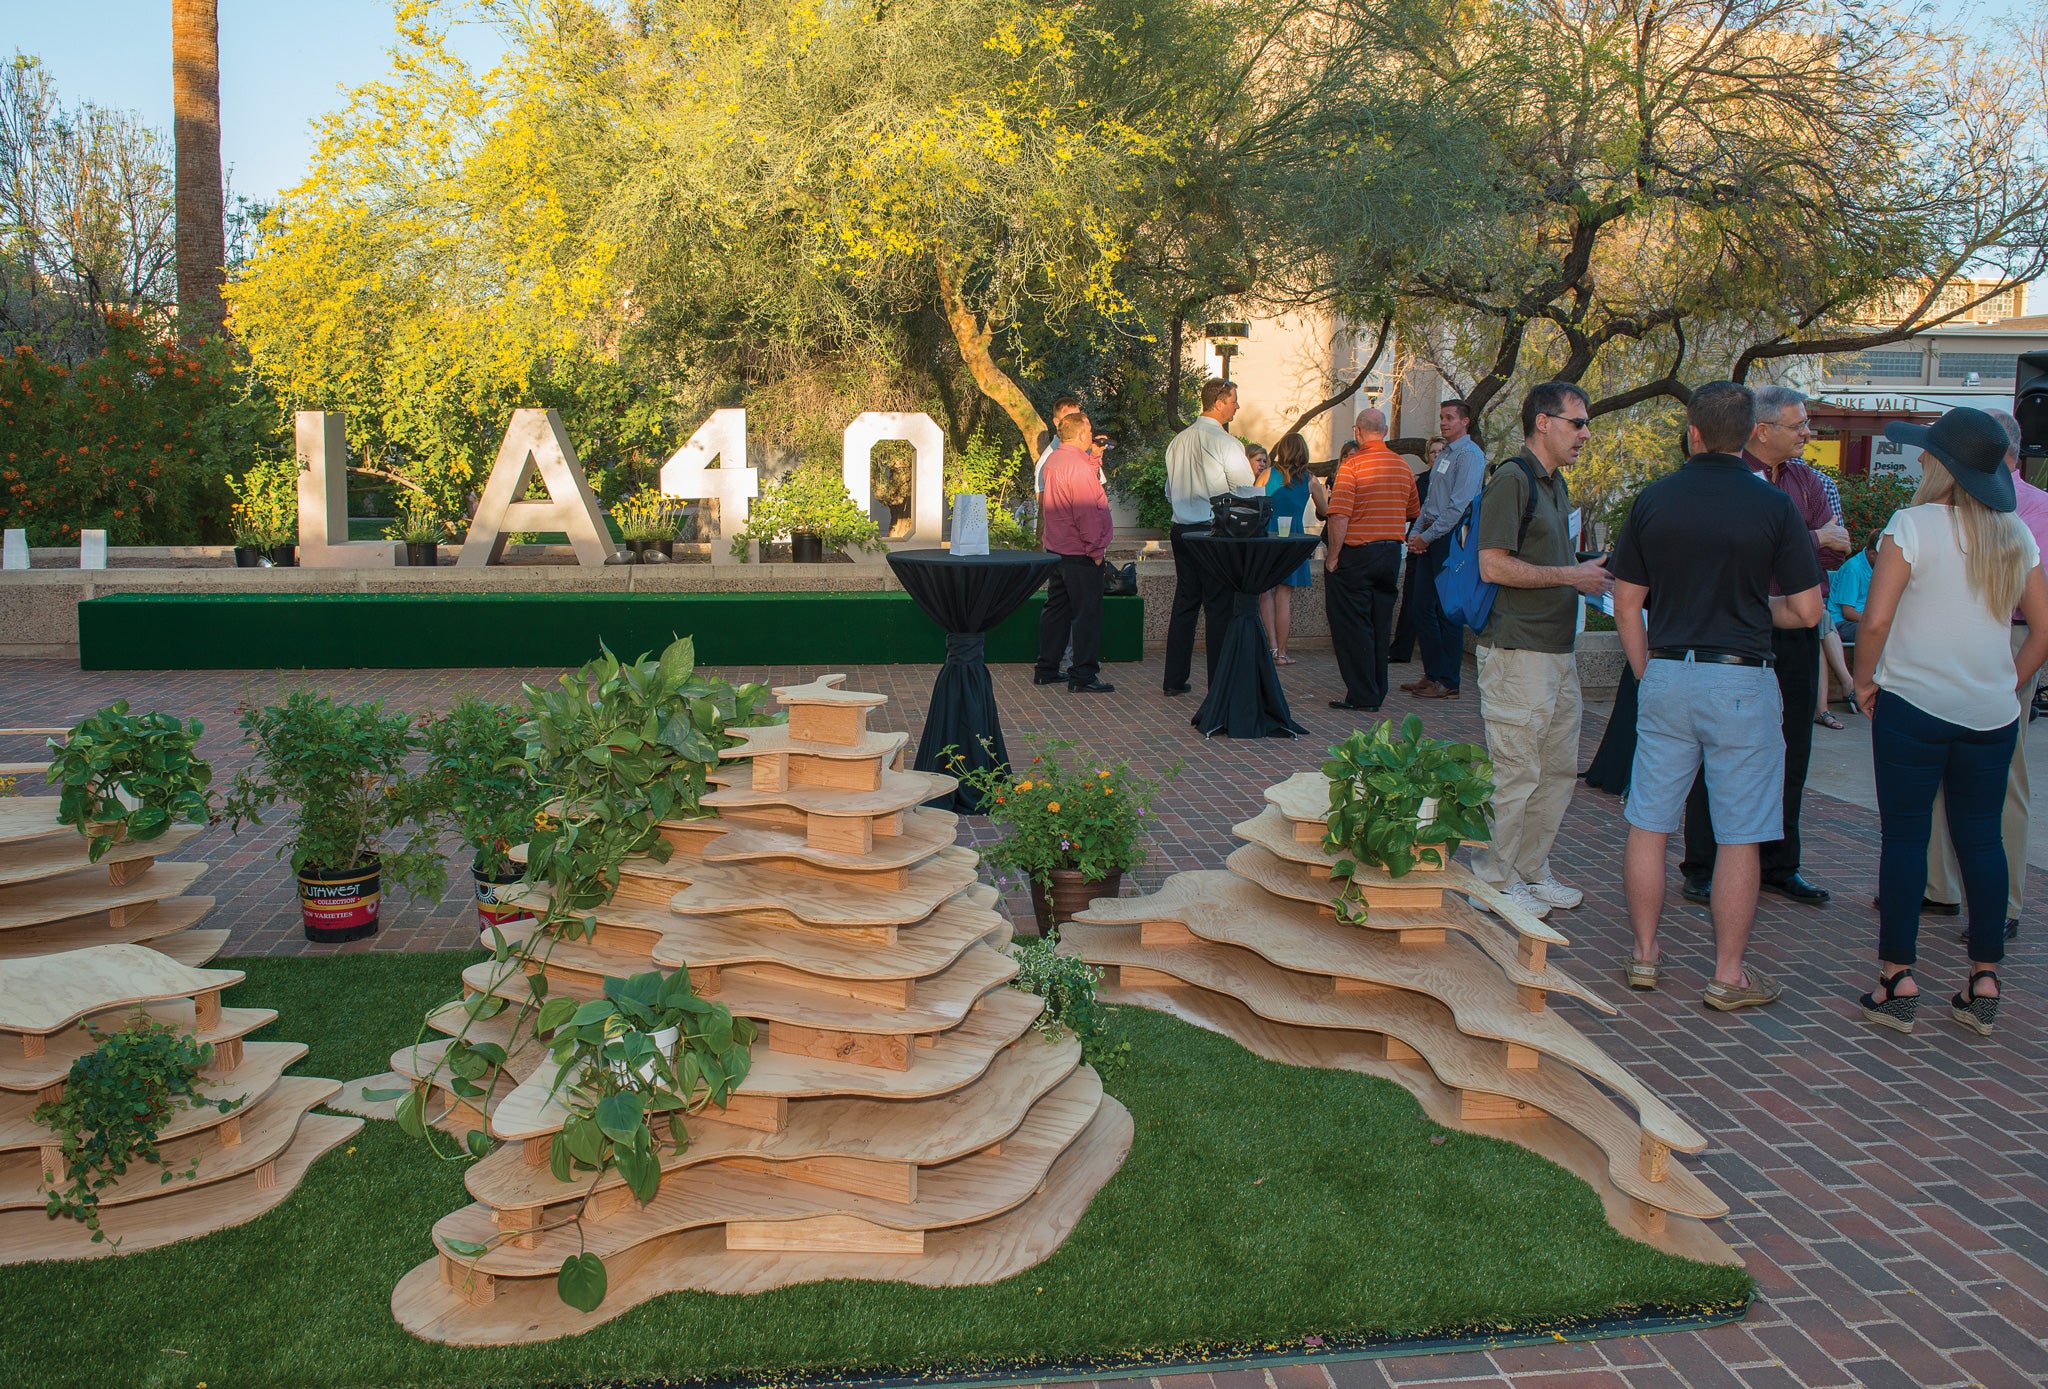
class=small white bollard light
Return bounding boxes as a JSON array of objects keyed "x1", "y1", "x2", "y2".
[
  {"x1": 1, "y1": 529, "x2": 25, "y2": 570},
  {"x1": 79, "y1": 530, "x2": 108, "y2": 570}
]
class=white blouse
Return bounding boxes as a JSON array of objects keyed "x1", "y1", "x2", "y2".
[{"x1": 1877, "y1": 503, "x2": 2040, "y2": 730}]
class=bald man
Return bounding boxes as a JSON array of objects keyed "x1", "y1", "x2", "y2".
[{"x1": 1323, "y1": 409, "x2": 1420, "y2": 710}]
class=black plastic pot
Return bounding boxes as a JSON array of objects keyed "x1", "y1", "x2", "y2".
[
  {"x1": 404, "y1": 541, "x2": 439, "y2": 567},
  {"x1": 233, "y1": 546, "x2": 267, "y2": 568},
  {"x1": 623, "y1": 539, "x2": 656, "y2": 562},
  {"x1": 653, "y1": 539, "x2": 675, "y2": 559},
  {"x1": 472, "y1": 857, "x2": 533, "y2": 934},
  {"x1": 790, "y1": 531, "x2": 826, "y2": 564},
  {"x1": 298, "y1": 856, "x2": 380, "y2": 943},
  {"x1": 269, "y1": 543, "x2": 298, "y2": 568}
]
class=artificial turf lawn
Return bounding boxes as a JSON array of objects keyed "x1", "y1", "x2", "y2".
[{"x1": 0, "y1": 951, "x2": 1751, "y2": 1389}]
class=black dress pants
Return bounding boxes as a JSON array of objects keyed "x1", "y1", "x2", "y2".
[
  {"x1": 1164, "y1": 522, "x2": 1231, "y2": 689},
  {"x1": 1681, "y1": 624, "x2": 1820, "y2": 882},
  {"x1": 1035, "y1": 552, "x2": 1103, "y2": 685},
  {"x1": 1389, "y1": 549, "x2": 1422, "y2": 662},
  {"x1": 1325, "y1": 540, "x2": 1403, "y2": 709}
]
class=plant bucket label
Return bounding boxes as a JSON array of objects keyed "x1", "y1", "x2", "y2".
[
  {"x1": 299, "y1": 867, "x2": 380, "y2": 933},
  {"x1": 475, "y1": 877, "x2": 537, "y2": 932}
]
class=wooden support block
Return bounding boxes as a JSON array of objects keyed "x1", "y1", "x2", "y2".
[
  {"x1": 701, "y1": 1093, "x2": 787, "y2": 1133},
  {"x1": 523, "y1": 1137, "x2": 550, "y2": 1167},
  {"x1": 1332, "y1": 976, "x2": 1390, "y2": 994},
  {"x1": 195, "y1": 988, "x2": 221, "y2": 1030},
  {"x1": 19, "y1": 1032, "x2": 43, "y2": 1060},
  {"x1": 208, "y1": 1036, "x2": 245, "y2": 1072},
  {"x1": 806, "y1": 815, "x2": 872, "y2": 856},
  {"x1": 657, "y1": 821, "x2": 725, "y2": 856},
  {"x1": 1639, "y1": 1133, "x2": 1671, "y2": 1183},
  {"x1": 1517, "y1": 985, "x2": 1547, "y2": 1013},
  {"x1": 1396, "y1": 927, "x2": 1447, "y2": 945},
  {"x1": 106, "y1": 855, "x2": 155, "y2": 887},
  {"x1": 440, "y1": 1254, "x2": 497, "y2": 1305},
  {"x1": 1516, "y1": 935, "x2": 1548, "y2": 972},
  {"x1": 107, "y1": 905, "x2": 128, "y2": 931},
  {"x1": 496, "y1": 1205, "x2": 543, "y2": 1249},
  {"x1": 216, "y1": 1113, "x2": 243, "y2": 1148},
  {"x1": 254, "y1": 1159, "x2": 277, "y2": 1190},
  {"x1": 731, "y1": 962, "x2": 913, "y2": 1009},
  {"x1": 1458, "y1": 1091, "x2": 1546, "y2": 1121},
  {"x1": 37, "y1": 1082, "x2": 62, "y2": 1106},
  {"x1": 725, "y1": 1215, "x2": 923, "y2": 1254},
  {"x1": 874, "y1": 811, "x2": 904, "y2": 837},
  {"x1": 1505, "y1": 1043, "x2": 1541, "y2": 1071},
  {"x1": 592, "y1": 1182, "x2": 641, "y2": 1220},
  {"x1": 751, "y1": 753, "x2": 789, "y2": 792},
  {"x1": 1385, "y1": 1037, "x2": 1422, "y2": 1062},
  {"x1": 770, "y1": 1021, "x2": 911, "y2": 1071},
  {"x1": 725, "y1": 1154, "x2": 918, "y2": 1204},
  {"x1": 1630, "y1": 1198, "x2": 1668, "y2": 1235},
  {"x1": 38, "y1": 1144, "x2": 61, "y2": 1179},
  {"x1": 788, "y1": 704, "x2": 866, "y2": 747},
  {"x1": 791, "y1": 754, "x2": 884, "y2": 793},
  {"x1": 1293, "y1": 819, "x2": 1325, "y2": 843},
  {"x1": 1139, "y1": 920, "x2": 1197, "y2": 947},
  {"x1": 915, "y1": 1034, "x2": 936, "y2": 1048},
  {"x1": 981, "y1": 1141, "x2": 1002, "y2": 1157},
  {"x1": 1117, "y1": 966, "x2": 1185, "y2": 990}
]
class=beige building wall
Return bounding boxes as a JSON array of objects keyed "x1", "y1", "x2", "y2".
[{"x1": 1204, "y1": 309, "x2": 1398, "y2": 461}]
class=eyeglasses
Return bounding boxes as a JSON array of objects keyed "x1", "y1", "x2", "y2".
[{"x1": 1541, "y1": 413, "x2": 1591, "y2": 430}]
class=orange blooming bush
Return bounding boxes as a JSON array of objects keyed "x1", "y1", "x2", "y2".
[
  {"x1": 948, "y1": 735, "x2": 1178, "y2": 889},
  {"x1": 0, "y1": 312, "x2": 276, "y2": 545}
]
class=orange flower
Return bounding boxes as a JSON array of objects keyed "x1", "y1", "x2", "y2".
[{"x1": 1046, "y1": 801, "x2": 1060, "y2": 813}]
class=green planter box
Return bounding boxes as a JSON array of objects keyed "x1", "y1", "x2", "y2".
[{"x1": 77, "y1": 591, "x2": 1143, "y2": 671}]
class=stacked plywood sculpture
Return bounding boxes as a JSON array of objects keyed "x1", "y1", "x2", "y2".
[
  {"x1": 386, "y1": 675, "x2": 1132, "y2": 1345},
  {"x1": 0, "y1": 796, "x2": 225, "y2": 966},
  {"x1": 1062, "y1": 769, "x2": 1736, "y2": 1266},
  {"x1": 0, "y1": 941, "x2": 361, "y2": 1261}
]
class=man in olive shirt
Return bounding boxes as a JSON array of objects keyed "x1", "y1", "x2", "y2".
[{"x1": 1468, "y1": 382, "x2": 1614, "y2": 921}]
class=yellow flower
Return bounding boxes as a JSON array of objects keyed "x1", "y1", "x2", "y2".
[
  {"x1": 1104, "y1": 785, "x2": 1115, "y2": 795},
  {"x1": 1015, "y1": 780, "x2": 1033, "y2": 793},
  {"x1": 1097, "y1": 769, "x2": 1110, "y2": 778},
  {"x1": 1046, "y1": 801, "x2": 1060, "y2": 813}
]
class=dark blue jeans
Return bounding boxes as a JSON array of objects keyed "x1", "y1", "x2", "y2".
[
  {"x1": 1415, "y1": 537, "x2": 1464, "y2": 689},
  {"x1": 1872, "y1": 690, "x2": 2016, "y2": 966}
]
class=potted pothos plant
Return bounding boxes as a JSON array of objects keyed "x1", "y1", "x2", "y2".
[
  {"x1": 421, "y1": 698, "x2": 541, "y2": 931},
  {"x1": 1321, "y1": 714, "x2": 1495, "y2": 925},
  {"x1": 950, "y1": 736, "x2": 1179, "y2": 935},
  {"x1": 44, "y1": 702, "x2": 211, "y2": 863},
  {"x1": 731, "y1": 465, "x2": 885, "y2": 562},
  {"x1": 221, "y1": 691, "x2": 445, "y2": 942}
]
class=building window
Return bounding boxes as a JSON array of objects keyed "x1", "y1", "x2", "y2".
[
  {"x1": 1936, "y1": 353, "x2": 2018, "y2": 381},
  {"x1": 1831, "y1": 350, "x2": 1924, "y2": 380}
]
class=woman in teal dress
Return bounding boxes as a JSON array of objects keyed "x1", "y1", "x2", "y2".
[{"x1": 1260, "y1": 432, "x2": 1319, "y2": 664}]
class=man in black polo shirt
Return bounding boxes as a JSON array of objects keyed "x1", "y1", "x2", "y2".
[{"x1": 1609, "y1": 382, "x2": 1827, "y2": 1010}]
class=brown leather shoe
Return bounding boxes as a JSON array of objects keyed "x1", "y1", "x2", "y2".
[
  {"x1": 1417, "y1": 683, "x2": 1460, "y2": 700},
  {"x1": 1399, "y1": 677, "x2": 1434, "y2": 693},
  {"x1": 1405, "y1": 679, "x2": 1444, "y2": 697}
]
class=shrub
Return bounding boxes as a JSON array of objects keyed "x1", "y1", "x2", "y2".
[
  {"x1": 1106, "y1": 444, "x2": 1172, "y2": 531},
  {"x1": 731, "y1": 465, "x2": 885, "y2": 557},
  {"x1": 1836, "y1": 473, "x2": 1915, "y2": 552}
]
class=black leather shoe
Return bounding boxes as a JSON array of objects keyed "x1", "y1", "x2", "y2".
[
  {"x1": 1922, "y1": 897, "x2": 1960, "y2": 916},
  {"x1": 1328, "y1": 699, "x2": 1380, "y2": 711},
  {"x1": 1680, "y1": 875, "x2": 1712, "y2": 905},
  {"x1": 1032, "y1": 670, "x2": 1070, "y2": 686},
  {"x1": 1068, "y1": 678, "x2": 1115, "y2": 693},
  {"x1": 1162, "y1": 683, "x2": 1192, "y2": 697},
  {"x1": 1761, "y1": 873, "x2": 1830, "y2": 905},
  {"x1": 1957, "y1": 918, "x2": 2020, "y2": 943}
]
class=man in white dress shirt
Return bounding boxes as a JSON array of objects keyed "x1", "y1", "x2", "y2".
[{"x1": 1161, "y1": 379, "x2": 1256, "y2": 695}]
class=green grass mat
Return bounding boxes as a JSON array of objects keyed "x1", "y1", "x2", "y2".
[{"x1": 0, "y1": 952, "x2": 1749, "y2": 1389}]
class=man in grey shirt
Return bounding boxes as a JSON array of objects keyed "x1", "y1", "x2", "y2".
[{"x1": 1401, "y1": 400, "x2": 1486, "y2": 699}]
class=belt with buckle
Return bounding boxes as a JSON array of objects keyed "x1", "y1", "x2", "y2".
[{"x1": 1650, "y1": 648, "x2": 1774, "y2": 669}]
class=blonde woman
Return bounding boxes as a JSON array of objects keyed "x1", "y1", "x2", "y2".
[{"x1": 1853, "y1": 409, "x2": 2048, "y2": 1037}]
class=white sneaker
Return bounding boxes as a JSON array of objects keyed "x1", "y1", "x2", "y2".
[
  {"x1": 1523, "y1": 874, "x2": 1583, "y2": 911},
  {"x1": 1468, "y1": 881, "x2": 1552, "y2": 920}
]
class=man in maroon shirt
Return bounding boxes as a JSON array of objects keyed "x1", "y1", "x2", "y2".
[
  {"x1": 1036, "y1": 412, "x2": 1116, "y2": 693},
  {"x1": 1681, "y1": 385, "x2": 1851, "y2": 906}
]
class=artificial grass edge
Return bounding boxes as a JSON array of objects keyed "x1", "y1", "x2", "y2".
[{"x1": 0, "y1": 950, "x2": 1752, "y2": 1389}]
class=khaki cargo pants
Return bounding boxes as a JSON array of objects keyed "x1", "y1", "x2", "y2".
[{"x1": 1468, "y1": 645, "x2": 1582, "y2": 890}]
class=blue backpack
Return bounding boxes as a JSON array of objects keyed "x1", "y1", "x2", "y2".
[{"x1": 1435, "y1": 455, "x2": 1544, "y2": 632}]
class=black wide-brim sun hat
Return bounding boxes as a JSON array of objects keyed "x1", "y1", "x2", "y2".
[{"x1": 1884, "y1": 407, "x2": 2016, "y2": 513}]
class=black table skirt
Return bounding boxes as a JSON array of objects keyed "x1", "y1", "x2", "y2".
[
  {"x1": 1182, "y1": 533, "x2": 1324, "y2": 739},
  {"x1": 887, "y1": 549, "x2": 1062, "y2": 810}
]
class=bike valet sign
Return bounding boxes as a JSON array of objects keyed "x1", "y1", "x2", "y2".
[{"x1": 288, "y1": 406, "x2": 946, "y2": 567}]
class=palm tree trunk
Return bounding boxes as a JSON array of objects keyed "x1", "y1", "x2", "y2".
[{"x1": 173, "y1": 0, "x2": 225, "y2": 335}]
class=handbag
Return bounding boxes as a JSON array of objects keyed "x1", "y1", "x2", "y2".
[
  {"x1": 1209, "y1": 492, "x2": 1272, "y2": 537},
  {"x1": 1101, "y1": 559, "x2": 1137, "y2": 596}
]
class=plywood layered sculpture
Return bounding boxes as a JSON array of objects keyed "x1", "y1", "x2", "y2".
[
  {"x1": 0, "y1": 939, "x2": 360, "y2": 1261},
  {"x1": 1062, "y1": 769, "x2": 1737, "y2": 1266},
  {"x1": 384, "y1": 675, "x2": 1133, "y2": 1345},
  {"x1": 0, "y1": 795, "x2": 225, "y2": 965}
]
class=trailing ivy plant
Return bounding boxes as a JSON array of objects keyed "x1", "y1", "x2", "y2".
[
  {"x1": 1008, "y1": 938, "x2": 1127, "y2": 1076},
  {"x1": 45, "y1": 701, "x2": 212, "y2": 862},
  {"x1": 369, "y1": 636, "x2": 779, "y2": 1314},
  {"x1": 34, "y1": 1018, "x2": 243, "y2": 1245},
  {"x1": 1321, "y1": 715, "x2": 1495, "y2": 925}
]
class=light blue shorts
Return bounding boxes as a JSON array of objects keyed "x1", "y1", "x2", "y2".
[{"x1": 1625, "y1": 659, "x2": 1785, "y2": 843}]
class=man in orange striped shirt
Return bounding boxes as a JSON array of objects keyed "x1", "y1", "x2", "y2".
[{"x1": 1323, "y1": 409, "x2": 1420, "y2": 710}]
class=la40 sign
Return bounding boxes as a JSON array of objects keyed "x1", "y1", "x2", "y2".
[{"x1": 291, "y1": 407, "x2": 946, "y2": 567}]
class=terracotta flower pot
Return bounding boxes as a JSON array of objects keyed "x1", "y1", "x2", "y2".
[{"x1": 1027, "y1": 868, "x2": 1122, "y2": 937}]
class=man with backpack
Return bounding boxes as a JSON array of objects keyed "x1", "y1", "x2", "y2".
[{"x1": 1466, "y1": 382, "x2": 1615, "y2": 920}]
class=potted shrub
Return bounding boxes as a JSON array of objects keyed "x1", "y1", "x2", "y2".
[
  {"x1": 224, "y1": 455, "x2": 297, "y2": 569},
  {"x1": 950, "y1": 736, "x2": 1178, "y2": 935},
  {"x1": 45, "y1": 702, "x2": 211, "y2": 863},
  {"x1": 610, "y1": 486, "x2": 680, "y2": 563},
  {"x1": 393, "y1": 494, "x2": 446, "y2": 567},
  {"x1": 731, "y1": 466, "x2": 885, "y2": 562},
  {"x1": 1321, "y1": 714, "x2": 1495, "y2": 925},
  {"x1": 421, "y1": 698, "x2": 541, "y2": 932},
  {"x1": 221, "y1": 691, "x2": 445, "y2": 942}
]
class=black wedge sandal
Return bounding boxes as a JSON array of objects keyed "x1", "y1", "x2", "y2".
[
  {"x1": 1952, "y1": 969, "x2": 2000, "y2": 1037},
  {"x1": 1860, "y1": 968, "x2": 1918, "y2": 1034}
]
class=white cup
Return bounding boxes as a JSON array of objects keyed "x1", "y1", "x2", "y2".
[{"x1": 1276, "y1": 516, "x2": 1293, "y2": 537}]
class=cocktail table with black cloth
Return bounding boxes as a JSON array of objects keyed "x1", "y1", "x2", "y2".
[
  {"x1": 1182, "y1": 533, "x2": 1324, "y2": 738},
  {"x1": 887, "y1": 549, "x2": 1062, "y2": 810}
]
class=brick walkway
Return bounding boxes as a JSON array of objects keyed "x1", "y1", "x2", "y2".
[{"x1": 3, "y1": 651, "x2": 2044, "y2": 1388}]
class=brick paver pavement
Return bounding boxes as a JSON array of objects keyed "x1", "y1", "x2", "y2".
[{"x1": 3, "y1": 650, "x2": 2044, "y2": 1388}]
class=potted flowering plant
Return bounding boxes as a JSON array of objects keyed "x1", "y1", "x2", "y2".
[
  {"x1": 421, "y1": 698, "x2": 541, "y2": 931},
  {"x1": 948, "y1": 736, "x2": 1178, "y2": 935},
  {"x1": 731, "y1": 465, "x2": 885, "y2": 562},
  {"x1": 224, "y1": 455, "x2": 298, "y2": 568},
  {"x1": 392, "y1": 493, "x2": 447, "y2": 567},
  {"x1": 610, "y1": 486, "x2": 681, "y2": 562}
]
